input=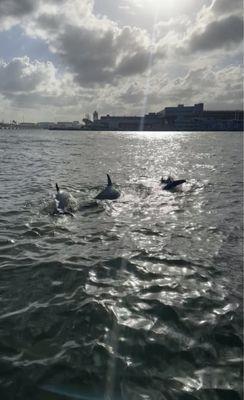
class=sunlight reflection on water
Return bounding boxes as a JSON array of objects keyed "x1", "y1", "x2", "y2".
[{"x1": 0, "y1": 130, "x2": 242, "y2": 400}]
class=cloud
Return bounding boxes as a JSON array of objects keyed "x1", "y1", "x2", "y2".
[
  {"x1": 0, "y1": 56, "x2": 82, "y2": 108},
  {"x1": 161, "y1": 65, "x2": 243, "y2": 109},
  {"x1": 53, "y1": 26, "x2": 117, "y2": 85},
  {"x1": 50, "y1": 24, "x2": 158, "y2": 85},
  {"x1": 0, "y1": 57, "x2": 51, "y2": 93},
  {"x1": 0, "y1": 0, "x2": 92, "y2": 30},
  {"x1": 119, "y1": 83, "x2": 144, "y2": 105},
  {"x1": 0, "y1": 55, "x2": 150, "y2": 119},
  {"x1": 173, "y1": 0, "x2": 244, "y2": 55},
  {"x1": 189, "y1": 15, "x2": 243, "y2": 52},
  {"x1": 120, "y1": 0, "x2": 143, "y2": 10},
  {"x1": 0, "y1": 58, "x2": 242, "y2": 121},
  {"x1": 211, "y1": 0, "x2": 243, "y2": 15},
  {"x1": 0, "y1": 0, "x2": 68, "y2": 30},
  {"x1": 118, "y1": 65, "x2": 243, "y2": 111},
  {"x1": 24, "y1": 3, "x2": 163, "y2": 86},
  {"x1": 116, "y1": 51, "x2": 151, "y2": 76},
  {"x1": 0, "y1": 0, "x2": 242, "y2": 120},
  {"x1": 0, "y1": 0, "x2": 40, "y2": 30},
  {"x1": 155, "y1": 16, "x2": 191, "y2": 37},
  {"x1": 0, "y1": 0, "x2": 39, "y2": 17}
]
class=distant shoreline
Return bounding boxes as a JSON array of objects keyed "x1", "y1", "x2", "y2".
[{"x1": 0, "y1": 127, "x2": 243, "y2": 133}]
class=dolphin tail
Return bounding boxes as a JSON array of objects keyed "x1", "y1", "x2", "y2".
[
  {"x1": 56, "y1": 183, "x2": 60, "y2": 193},
  {"x1": 107, "y1": 174, "x2": 112, "y2": 186}
]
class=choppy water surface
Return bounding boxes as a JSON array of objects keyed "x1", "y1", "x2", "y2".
[{"x1": 0, "y1": 130, "x2": 243, "y2": 400}]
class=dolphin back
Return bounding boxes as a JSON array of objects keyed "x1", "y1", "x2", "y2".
[
  {"x1": 95, "y1": 187, "x2": 120, "y2": 200},
  {"x1": 163, "y1": 179, "x2": 186, "y2": 190},
  {"x1": 95, "y1": 174, "x2": 120, "y2": 200}
]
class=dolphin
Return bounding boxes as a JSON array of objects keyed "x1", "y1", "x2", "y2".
[
  {"x1": 54, "y1": 183, "x2": 74, "y2": 216},
  {"x1": 95, "y1": 174, "x2": 120, "y2": 200},
  {"x1": 161, "y1": 176, "x2": 186, "y2": 191}
]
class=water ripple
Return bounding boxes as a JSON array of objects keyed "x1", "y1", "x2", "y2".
[{"x1": 0, "y1": 130, "x2": 242, "y2": 399}]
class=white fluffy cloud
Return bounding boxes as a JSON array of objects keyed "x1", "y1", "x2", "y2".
[
  {"x1": 0, "y1": 57, "x2": 54, "y2": 94},
  {"x1": 0, "y1": 56, "x2": 87, "y2": 120}
]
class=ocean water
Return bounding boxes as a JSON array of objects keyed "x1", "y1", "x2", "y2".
[{"x1": 0, "y1": 129, "x2": 243, "y2": 400}]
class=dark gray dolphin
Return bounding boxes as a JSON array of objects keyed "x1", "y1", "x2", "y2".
[
  {"x1": 54, "y1": 183, "x2": 74, "y2": 216},
  {"x1": 95, "y1": 174, "x2": 120, "y2": 200},
  {"x1": 161, "y1": 176, "x2": 186, "y2": 191}
]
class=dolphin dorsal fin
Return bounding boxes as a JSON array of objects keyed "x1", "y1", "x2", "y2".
[
  {"x1": 107, "y1": 174, "x2": 112, "y2": 186},
  {"x1": 56, "y1": 183, "x2": 60, "y2": 193}
]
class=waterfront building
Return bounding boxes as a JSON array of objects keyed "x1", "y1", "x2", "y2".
[
  {"x1": 143, "y1": 112, "x2": 164, "y2": 130},
  {"x1": 98, "y1": 113, "x2": 164, "y2": 131},
  {"x1": 19, "y1": 122, "x2": 38, "y2": 129},
  {"x1": 159, "y1": 103, "x2": 204, "y2": 127},
  {"x1": 198, "y1": 112, "x2": 243, "y2": 131},
  {"x1": 37, "y1": 122, "x2": 56, "y2": 129},
  {"x1": 56, "y1": 121, "x2": 81, "y2": 129},
  {"x1": 159, "y1": 104, "x2": 243, "y2": 131},
  {"x1": 48, "y1": 120, "x2": 82, "y2": 130},
  {"x1": 45, "y1": 102, "x2": 243, "y2": 132},
  {"x1": 99, "y1": 115, "x2": 141, "y2": 130},
  {"x1": 203, "y1": 110, "x2": 243, "y2": 120},
  {"x1": 93, "y1": 111, "x2": 98, "y2": 121}
]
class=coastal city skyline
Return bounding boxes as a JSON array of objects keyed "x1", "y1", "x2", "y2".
[
  {"x1": 0, "y1": 0, "x2": 243, "y2": 122},
  {"x1": 1, "y1": 102, "x2": 243, "y2": 131}
]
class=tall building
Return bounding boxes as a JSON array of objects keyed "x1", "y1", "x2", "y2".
[
  {"x1": 159, "y1": 103, "x2": 204, "y2": 127},
  {"x1": 93, "y1": 111, "x2": 98, "y2": 121}
]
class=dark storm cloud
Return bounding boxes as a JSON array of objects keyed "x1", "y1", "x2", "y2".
[
  {"x1": 36, "y1": 13, "x2": 62, "y2": 33},
  {"x1": 0, "y1": 0, "x2": 39, "y2": 17},
  {"x1": 189, "y1": 15, "x2": 243, "y2": 52},
  {"x1": 116, "y1": 51, "x2": 150, "y2": 76},
  {"x1": 212, "y1": 0, "x2": 243, "y2": 15},
  {"x1": 55, "y1": 25, "x2": 116, "y2": 85},
  {"x1": 39, "y1": 21, "x2": 163, "y2": 85},
  {"x1": 0, "y1": 0, "x2": 64, "y2": 18},
  {"x1": 0, "y1": 0, "x2": 68, "y2": 29}
]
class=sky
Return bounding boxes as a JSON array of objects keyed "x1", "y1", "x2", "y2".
[{"x1": 0, "y1": 0, "x2": 243, "y2": 122}]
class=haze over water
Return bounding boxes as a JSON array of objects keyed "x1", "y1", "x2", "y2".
[{"x1": 0, "y1": 130, "x2": 243, "y2": 400}]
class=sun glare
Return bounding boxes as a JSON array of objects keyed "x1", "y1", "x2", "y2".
[
  {"x1": 141, "y1": 0, "x2": 193, "y2": 17},
  {"x1": 144, "y1": 0, "x2": 178, "y2": 12}
]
